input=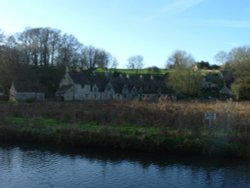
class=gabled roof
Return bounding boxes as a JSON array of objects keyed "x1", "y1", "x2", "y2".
[
  {"x1": 109, "y1": 74, "x2": 167, "y2": 94},
  {"x1": 68, "y1": 71, "x2": 109, "y2": 91},
  {"x1": 69, "y1": 71, "x2": 92, "y2": 85},
  {"x1": 56, "y1": 85, "x2": 73, "y2": 95},
  {"x1": 66, "y1": 70, "x2": 168, "y2": 94},
  {"x1": 220, "y1": 85, "x2": 232, "y2": 95},
  {"x1": 204, "y1": 73, "x2": 222, "y2": 83}
]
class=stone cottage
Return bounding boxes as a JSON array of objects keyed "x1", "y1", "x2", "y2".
[
  {"x1": 56, "y1": 70, "x2": 168, "y2": 101},
  {"x1": 9, "y1": 81, "x2": 45, "y2": 102},
  {"x1": 202, "y1": 73, "x2": 223, "y2": 89}
]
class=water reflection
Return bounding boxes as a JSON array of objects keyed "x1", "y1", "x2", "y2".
[{"x1": 0, "y1": 143, "x2": 250, "y2": 188}]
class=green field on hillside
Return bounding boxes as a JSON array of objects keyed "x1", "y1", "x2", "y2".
[{"x1": 95, "y1": 68, "x2": 171, "y2": 75}]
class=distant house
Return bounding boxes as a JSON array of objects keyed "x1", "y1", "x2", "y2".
[
  {"x1": 221, "y1": 70, "x2": 234, "y2": 86},
  {"x1": 9, "y1": 81, "x2": 45, "y2": 102},
  {"x1": 56, "y1": 70, "x2": 168, "y2": 101},
  {"x1": 202, "y1": 73, "x2": 223, "y2": 89}
]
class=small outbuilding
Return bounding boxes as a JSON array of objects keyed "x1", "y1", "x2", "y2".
[
  {"x1": 9, "y1": 81, "x2": 45, "y2": 102},
  {"x1": 219, "y1": 85, "x2": 233, "y2": 99}
]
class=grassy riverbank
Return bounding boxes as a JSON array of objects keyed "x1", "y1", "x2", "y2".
[{"x1": 0, "y1": 101, "x2": 250, "y2": 158}]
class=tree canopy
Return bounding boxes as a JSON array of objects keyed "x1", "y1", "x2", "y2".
[
  {"x1": 127, "y1": 55, "x2": 144, "y2": 73},
  {"x1": 1, "y1": 27, "x2": 250, "y2": 100},
  {"x1": 166, "y1": 50, "x2": 202, "y2": 97},
  {"x1": 0, "y1": 27, "x2": 117, "y2": 96},
  {"x1": 227, "y1": 46, "x2": 250, "y2": 99},
  {"x1": 0, "y1": 27, "x2": 116, "y2": 70},
  {"x1": 166, "y1": 50, "x2": 195, "y2": 69}
]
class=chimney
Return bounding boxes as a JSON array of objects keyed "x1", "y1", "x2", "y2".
[
  {"x1": 76, "y1": 67, "x2": 81, "y2": 72},
  {"x1": 65, "y1": 66, "x2": 70, "y2": 73}
]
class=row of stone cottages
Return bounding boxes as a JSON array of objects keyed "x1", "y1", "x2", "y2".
[
  {"x1": 9, "y1": 70, "x2": 168, "y2": 101},
  {"x1": 9, "y1": 70, "x2": 232, "y2": 102}
]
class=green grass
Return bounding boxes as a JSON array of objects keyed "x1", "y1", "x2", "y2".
[
  {"x1": 6, "y1": 116, "x2": 160, "y2": 136},
  {"x1": 7, "y1": 117, "x2": 66, "y2": 128},
  {"x1": 4, "y1": 116, "x2": 231, "y2": 138},
  {"x1": 95, "y1": 68, "x2": 170, "y2": 75},
  {"x1": 95, "y1": 68, "x2": 221, "y2": 76},
  {"x1": 2, "y1": 116, "x2": 248, "y2": 158}
]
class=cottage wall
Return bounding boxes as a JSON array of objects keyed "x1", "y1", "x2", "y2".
[
  {"x1": 59, "y1": 85, "x2": 82, "y2": 101},
  {"x1": 15, "y1": 92, "x2": 45, "y2": 101},
  {"x1": 122, "y1": 85, "x2": 129, "y2": 99},
  {"x1": 66, "y1": 85, "x2": 127, "y2": 101},
  {"x1": 202, "y1": 82, "x2": 218, "y2": 89},
  {"x1": 83, "y1": 85, "x2": 91, "y2": 92},
  {"x1": 90, "y1": 85, "x2": 101, "y2": 100},
  {"x1": 130, "y1": 87, "x2": 138, "y2": 99},
  {"x1": 62, "y1": 84, "x2": 104, "y2": 101},
  {"x1": 73, "y1": 84, "x2": 84, "y2": 100},
  {"x1": 90, "y1": 92, "x2": 101, "y2": 100},
  {"x1": 57, "y1": 71, "x2": 168, "y2": 101},
  {"x1": 102, "y1": 83, "x2": 115, "y2": 100},
  {"x1": 63, "y1": 89, "x2": 73, "y2": 101}
]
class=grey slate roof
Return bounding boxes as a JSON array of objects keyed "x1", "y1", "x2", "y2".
[
  {"x1": 204, "y1": 73, "x2": 222, "y2": 83},
  {"x1": 65, "y1": 70, "x2": 168, "y2": 94},
  {"x1": 69, "y1": 71, "x2": 109, "y2": 91},
  {"x1": 13, "y1": 81, "x2": 45, "y2": 93},
  {"x1": 56, "y1": 85, "x2": 73, "y2": 95},
  {"x1": 219, "y1": 85, "x2": 232, "y2": 95}
]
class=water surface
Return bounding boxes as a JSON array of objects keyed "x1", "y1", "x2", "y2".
[{"x1": 0, "y1": 143, "x2": 250, "y2": 188}]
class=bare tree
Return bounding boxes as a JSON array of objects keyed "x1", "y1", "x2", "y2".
[
  {"x1": 0, "y1": 29, "x2": 5, "y2": 44},
  {"x1": 228, "y1": 46, "x2": 250, "y2": 65},
  {"x1": 214, "y1": 51, "x2": 228, "y2": 64},
  {"x1": 94, "y1": 49, "x2": 110, "y2": 68},
  {"x1": 18, "y1": 27, "x2": 39, "y2": 65},
  {"x1": 81, "y1": 46, "x2": 112, "y2": 70},
  {"x1": 0, "y1": 45, "x2": 20, "y2": 90},
  {"x1": 166, "y1": 50, "x2": 201, "y2": 97},
  {"x1": 16, "y1": 27, "x2": 82, "y2": 67},
  {"x1": 227, "y1": 46, "x2": 250, "y2": 99},
  {"x1": 109, "y1": 56, "x2": 119, "y2": 69},
  {"x1": 127, "y1": 55, "x2": 144, "y2": 73},
  {"x1": 81, "y1": 45, "x2": 97, "y2": 69},
  {"x1": 57, "y1": 33, "x2": 83, "y2": 67},
  {"x1": 166, "y1": 50, "x2": 195, "y2": 69}
]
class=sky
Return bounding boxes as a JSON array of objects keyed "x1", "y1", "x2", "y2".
[{"x1": 0, "y1": 0, "x2": 249, "y2": 68}]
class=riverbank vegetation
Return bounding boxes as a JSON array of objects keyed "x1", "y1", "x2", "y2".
[{"x1": 0, "y1": 101, "x2": 250, "y2": 159}]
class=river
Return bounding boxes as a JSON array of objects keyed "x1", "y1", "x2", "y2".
[{"x1": 0, "y1": 143, "x2": 250, "y2": 188}]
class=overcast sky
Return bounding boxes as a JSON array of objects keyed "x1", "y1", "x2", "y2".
[{"x1": 0, "y1": 0, "x2": 249, "y2": 68}]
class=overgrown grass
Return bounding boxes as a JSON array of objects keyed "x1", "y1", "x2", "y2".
[
  {"x1": 0, "y1": 101, "x2": 250, "y2": 158},
  {"x1": 5, "y1": 116, "x2": 160, "y2": 136},
  {"x1": 1, "y1": 116, "x2": 206, "y2": 154}
]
